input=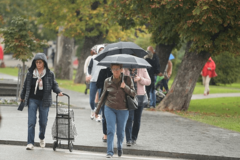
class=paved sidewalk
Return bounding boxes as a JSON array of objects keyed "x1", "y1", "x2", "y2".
[{"x1": 1, "y1": 73, "x2": 240, "y2": 159}]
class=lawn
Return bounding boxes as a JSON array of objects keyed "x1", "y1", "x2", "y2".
[
  {"x1": 0, "y1": 67, "x2": 240, "y2": 94},
  {"x1": 174, "y1": 97, "x2": 240, "y2": 132}
]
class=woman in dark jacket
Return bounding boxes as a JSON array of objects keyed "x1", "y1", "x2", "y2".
[{"x1": 20, "y1": 53, "x2": 63, "y2": 150}]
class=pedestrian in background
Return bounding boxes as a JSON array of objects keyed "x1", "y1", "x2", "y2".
[
  {"x1": 159, "y1": 60, "x2": 172, "y2": 94},
  {"x1": 84, "y1": 46, "x2": 97, "y2": 95},
  {"x1": 124, "y1": 67, "x2": 151, "y2": 146},
  {"x1": 87, "y1": 45, "x2": 105, "y2": 122},
  {"x1": 95, "y1": 64, "x2": 136, "y2": 158},
  {"x1": 50, "y1": 49, "x2": 55, "y2": 67},
  {"x1": 96, "y1": 67, "x2": 112, "y2": 142},
  {"x1": 20, "y1": 53, "x2": 63, "y2": 150},
  {"x1": 147, "y1": 46, "x2": 160, "y2": 108},
  {"x1": 201, "y1": 57, "x2": 217, "y2": 96},
  {"x1": 0, "y1": 44, "x2": 5, "y2": 68}
]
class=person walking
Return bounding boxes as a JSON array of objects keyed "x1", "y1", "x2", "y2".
[
  {"x1": 0, "y1": 45, "x2": 5, "y2": 68},
  {"x1": 20, "y1": 53, "x2": 63, "y2": 150},
  {"x1": 159, "y1": 60, "x2": 172, "y2": 94},
  {"x1": 124, "y1": 67, "x2": 151, "y2": 146},
  {"x1": 87, "y1": 45, "x2": 105, "y2": 122},
  {"x1": 96, "y1": 67, "x2": 113, "y2": 142},
  {"x1": 95, "y1": 64, "x2": 136, "y2": 158},
  {"x1": 50, "y1": 49, "x2": 55, "y2": 67},
  {"x1": 84, "y1": 46, "x2": 97, "y2": 95},
  {"x1": 201, "y1": 57, "x2": 217, "y2": 96},
  {"x1": 146, "y1": 46, "x2": 160, "y2": 108}
]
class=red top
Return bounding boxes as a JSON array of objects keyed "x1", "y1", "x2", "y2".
[
  {"x1": 0, "y1": 45, "x2": 3, "y2": 60},
  {"x1": 202, "y1": 57, "x2": 217, "y2": 78}
]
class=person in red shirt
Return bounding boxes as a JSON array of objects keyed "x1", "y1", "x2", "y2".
[{"x1": 201, "y1": 57, "x2": 217, "y2": 96}]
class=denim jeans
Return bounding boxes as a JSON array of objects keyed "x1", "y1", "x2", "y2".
[
  {"x1": 105, "y1": 105, "x2": 129, "y2": 156},
  {"x1": 160, "y1": 79, "x2": 169, "y2": 92},
  {"x1": 28, "y1": 98, "x2": 49, "y2": 145},
  {"x1": 125, "y1": 95, "x2": 145, "y2": 142},
  {"x1": 89, "y1": 82, "x2": 101, "y2": 114},
  {"x1": 150, "y1": 76, "x2": 156, "y2": 107},
  {"x1": 101, "y1": 105, "x2": 107, "y2": 135}
]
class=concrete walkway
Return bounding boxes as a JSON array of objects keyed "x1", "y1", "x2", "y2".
[{"x1": 1, "y1": 73, "x2": 240, "y2": 159}]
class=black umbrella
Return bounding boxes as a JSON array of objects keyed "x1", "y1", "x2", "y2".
[
  {"x1": 97, "y1": 54, "x2": 151, "y2": 69},
  {"x1": 94, "y1": 41, "x2": 147, "y2": 61}
]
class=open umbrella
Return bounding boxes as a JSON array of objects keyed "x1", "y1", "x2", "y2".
[
  {"x1": 94, "y1": 41, "x2": 147, "y2": 61},
  {"x1": 97, "y1": 54, "x2": 151, "y2": 69},
  {"x1": 169, "y1": 53, "x2": 175, "y2": 60}
]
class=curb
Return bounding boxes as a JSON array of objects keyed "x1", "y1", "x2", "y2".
[{"x1": 0, "y1": 140, "x2": 239, "y2": 160}]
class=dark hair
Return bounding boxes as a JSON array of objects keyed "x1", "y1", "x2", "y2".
[{"x1": 110, "y1": 63, "x2": 123, "y2": 69}]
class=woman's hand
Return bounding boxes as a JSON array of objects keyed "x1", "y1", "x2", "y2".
[
  {"x1": 58, "y1": 92, "x2": 64, "y2": 96},
  {"x1": 120, "y1": 81, "x2": 126, "y2": 88},
  {"x1": 134, "y1": 76, "x2": 141, "y2": 82}
]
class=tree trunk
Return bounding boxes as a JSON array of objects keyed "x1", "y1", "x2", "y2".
[
  {"x1": 74, "y1": 35, "x2": 105, "y2": 83},
  {"x1": 155, "y1": 43, "x2": 175, "y2": 73},
  {"x1": 55, "y1": 36, "x2": 74, "y2": 79},
  {"x1": 157, "y1": 41, "x2": 210, "y2": 111}
]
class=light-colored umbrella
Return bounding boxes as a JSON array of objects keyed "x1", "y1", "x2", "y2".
[{"x1": 97, "y1": 54, "x2": 151, "y2": 69}]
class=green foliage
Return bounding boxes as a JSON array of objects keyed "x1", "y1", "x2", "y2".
[
  {"x1": 0, "y1": 0, "x2": 56, "y2": 41},
  {"x1": 0, "y1": 16, "x2": 47, "y2": 62},
  {"x1": 111, "y1": 0, "x2": 240, "y2": 56},
  {"x1": 175, "y1": 97, "x2": 240, "y2": 132},
  {"x1": 212, "y1": 53, "x2": 240, "y2": 84},
  {"x1": 35, "y1": 0, "x2": 146, "y2": 42}
]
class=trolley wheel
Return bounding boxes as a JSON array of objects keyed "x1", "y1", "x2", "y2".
[
  {"x1": 53, "y1": 141, "x2": 58, "y2": 151},
  {"x1": 69, "y1": 142, "x2": 73, "y2": 152}
]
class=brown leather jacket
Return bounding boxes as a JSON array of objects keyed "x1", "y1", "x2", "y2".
[{"x1": 95, "y1": 74, "x2": 136, "y2": 114}]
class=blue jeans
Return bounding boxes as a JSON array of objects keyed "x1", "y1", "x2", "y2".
[
  {"x1": 28, "y1": 98, "x2": 49, "y2": 145},
  {"x1": 150, "y1": 76, "x2": 156, "y2": 107},
  {"x1": 105, "y1": 106, "x2": 129, "y2": 156},
  {"x1": 89, "y1": 82, "x2": 101, "y2": 114},
  {"x1": 125, "y1": 95, "x2": 145, "y2": 142}
]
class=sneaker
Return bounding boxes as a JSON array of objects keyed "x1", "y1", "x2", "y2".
[
  {"x1": 90, "y1": 110, "x2": 95, "y2": 120},
  {"x1": 40, "y1": 139, "x2": 45, "y2": 148},
  {"x1": 96, "y1": 115, "x2": 101, "y2": 122},
  {"x1": 132, "y1": 140, "x2": 136, "y2": 145},
  {"x1": 118, "y1": 149, "x2": 123, "y2": 157},
  {"x1": 207, "y1": 91, "x2": 209, "y2": 95},
  {"x1": 126, "y1": 141, "x2": 132, "y2": 146},
  {"x1": 106, "y1": 154, "x2": 112, "y2": 158},
  {"x1": 26, "y1": 144, "x2": 34, "y2": 150}
]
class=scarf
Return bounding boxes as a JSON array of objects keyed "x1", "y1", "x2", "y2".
[{"x1": 33, "y1": 68, "x2": 46, "y2": 95}]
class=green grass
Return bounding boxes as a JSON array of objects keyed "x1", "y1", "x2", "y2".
[
  {"x1": 56, "y1": 79, "x2": 87, "y2": 93},
  {"x1": 0, "y1": 67, "x2": 19, "y2": 76},
  {"x1": 1, "y1": 67, "x2": 240, "y2": 94},
  {"x1": 168, "y1": 79, "x2": 240, "y2": 94},
  {"x1": 175, "y1": 97, "x2": 240, "y2": 132}
]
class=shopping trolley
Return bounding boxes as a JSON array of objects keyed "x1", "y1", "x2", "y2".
[{"x1": 52, "y1": 93, "x2": 77, "y2": 152}]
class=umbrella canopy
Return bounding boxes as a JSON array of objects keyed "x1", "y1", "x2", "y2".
[
  {"x1": 97, "y1": 54, "x2": 151, "y2": 69},
  {"x1": 94, "y1": 41, "x2": 147, "y2": 61},
  {"x1": 169, "y1": 53, "x2": 175, "y2": 60}
]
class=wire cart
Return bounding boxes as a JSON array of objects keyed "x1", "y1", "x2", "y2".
[{"x1": 52, "y1": 93, "x2": 77, "y2": 152}]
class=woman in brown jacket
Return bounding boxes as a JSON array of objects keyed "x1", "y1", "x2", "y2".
[{"x1": 95, "y1": 63, "x2": 136, "y2": 158}]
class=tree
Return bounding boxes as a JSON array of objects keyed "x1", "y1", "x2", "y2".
[
  {"x1": 36, "y1": 0, "x2": 146, "y2": 82},
  {"x1": 109, "y1": 0, "x2": 240, "y2": 110},
  {"x1": 0, "y1": 16, "x2": 46, "y2": 94}
]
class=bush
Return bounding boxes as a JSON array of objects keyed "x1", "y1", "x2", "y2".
[{"x1": 212, "y1": 52, "x2": 240, "y2": 85}]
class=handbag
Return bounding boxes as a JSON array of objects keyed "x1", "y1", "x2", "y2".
[
  {"x1": 18, "y1": 101, "x2": 25, "y2": 111},
  {"x1": 126, "y1": 94, "x2": 138, "y2": 110}
]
